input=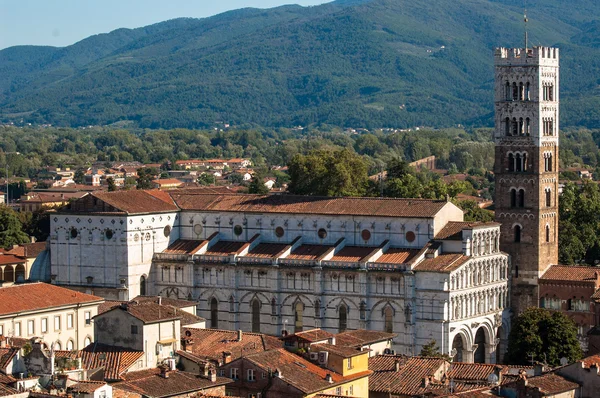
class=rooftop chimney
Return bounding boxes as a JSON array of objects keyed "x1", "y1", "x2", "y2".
[
  {"x1": 238, "y1": 330, "x2": 243, "y2": 342},
  {"x1": 325, "y1": 374, "x2": 333, "y2": 383},
  {"x1": 158, "y1": 296, "x2": 162, "y2": 305},
  {"x1": 0, "y1": 336, "x2": 5, "y2": 348},
  {"x1": 421, "y1": 377, "x2": 430, "y2": 388},
  {"x1": 274, "y1": 368, "x2": 282, "y2": 378},
  {"x1": 534, "y1": 363, "x2": 544, "y2": 377},
  {"x1": 209, "y1": 368, "x2": 217, "y2": 382},
  {"x1": 160, "y1": 365, "x2": 169, "y2": 379},
  {"x1": 395, "y1": 360, "x2": 401, "y2": 372},
  {"x1": 222, "y1": 351, "x2": 232, "y2": 364}
]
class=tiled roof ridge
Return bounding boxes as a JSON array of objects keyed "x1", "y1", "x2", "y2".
[{"x1": 186, "y1": 327, "x2": 271, "y2": 338}]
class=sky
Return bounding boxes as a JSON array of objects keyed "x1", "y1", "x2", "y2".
[{"x1": 0, "y1": 0, "x2": 331, "y2": 50}]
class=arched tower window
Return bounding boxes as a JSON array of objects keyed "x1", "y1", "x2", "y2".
[
  {"x1": 505, "y1": 117, "x2": 511, "y2": 136},
  {"x1": 251, "y1": 299, "x2": 261, "y2": 333},
  {"x1": 512, "y1": 82, "x2": 518, "y2": 101},
  {"x1": 515, "y1": 154, "x2": 522, "y2": 172},
  {"x1": 271, "y1": 298, "x2": 277, "y2": 315},
  {"x1": 359, "y1": 301, "x2": 366, "y2": 320},
  {"x1": 339, "y1": 305, "x2": 348, "y2": 333},
  {"x1": 514, "y1": 225, "x2": 522, "y2": 243},
  {"x1": 512, "y1": 118, "x2": 518, "y2": 135},
  {"x1": 518, "y1": 118, "x2": 524, "y2": 135},
  {"x1": 525, "y1": 82, "x2": 530, "y2": 100},
  {"x1": 518, "y1": 189, "x2": 525, "y2": 208},
  {"x1": 546, "y1": 189, "x2": 552, "y2": 207},
  {"x1": 519, "y1": 82, "x2": 524, "y2": 100},
  {"x1": 294, "y1": 302, "x2": 304, "y2": 333},
  {"x1": 508, "y1": 154, "x2": 515, "y2": 172},
  {"x1": 510, "y1": 189, "x2": 517, "y2": 208},
  {"x1": 139, "y1": 276, "x2": 146, "y2": 296},
  {"x1": 522, "y1": 153, "x2": 527, "y2": 171},
  {"x1": 314, "y1": 299, "x2": 321, "y2": 318},
  {"x1": 210, "y1": 298, "x2": 218, "y2": 329},
  {"x1": 546, "y1": 225, "x2": 551, "y2": 243},
  {"x1": 505, "y1": 82, "x2": 511, "y2": 100},
  {"x1": 384, "y1": 306, "x2": 393, "y2": 333}
]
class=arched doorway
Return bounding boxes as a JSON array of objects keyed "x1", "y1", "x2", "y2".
[
  {"x1": 4, "y1": 266, "x2": 13, "y2": 282},
  {"x1": 210, "y1": 298, "x2": 218, "y2": 329},
  {"x1": 497, "y1": 327, "x2": 506, "y2": 364},
  {"x1": 452, "y1": 334, "x2": 465, "y2": 362},
  {"x1": 251, "y1": 299, "x2": 261, "y2": 333},
  {"x1": 15, "y1": 265, "x2": 25, "y2": 282},
  {"x1": 474, "y1": 328, "x2": 487, "y2": 363}
]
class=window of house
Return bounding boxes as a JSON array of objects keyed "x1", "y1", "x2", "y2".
[
  {"x1": 247, "y1": 369, "x2": 255, "y2": 381},
  {"x1": 347, "y1": 357, "x2": 353, "y2": 370},
  {"x1": 67, "y1": 314, "x2": 74, "y2": 329},
  {"x1": 66, "y1": 340, "x2": 74, "y2": 351},
  {"x1": 54, "y1": 316, "x2": 61, "y2": 331},
  {"x1": 84, "y1": 337, "x2": 91, "y2": 346},
  {"x1": 0, "y1": 324, "x2": 3, "y2": 336},
  {"x1": 336, "y1": 387, "x2": 342, "y2": 395},
  {"x1": 15, "y1": 322, "x2": 21, "y2": 337},
  {"x1": 41, "y1": 318, "x2": 48, "y2": 333},
  {"x1": 131, "y1": 325, "x2": 138, "y2": 335},
  {"x1": 231, "y1": 368, "x2": 239, "y2": 380},
  {"x1": 349, "y1": 386, "x2": 354, "y2": 395},
  {"x1": 27, "y1": 320, "x2": 34, "y2": 335},
  {"x1": 219, "y1": 370, "x2": 225, "y2": 377},
  {"x1": 85, "y1": 312, "x2": 91, "y2": 325}
]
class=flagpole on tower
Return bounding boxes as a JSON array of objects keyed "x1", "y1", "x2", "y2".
[{"x1": 524, "y1": 1, "x2": 529, "y2": 49}]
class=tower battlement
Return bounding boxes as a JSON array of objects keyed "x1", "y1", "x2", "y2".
[{"x1": 494, "y1": 47, "x2": 559, "y2": 66}]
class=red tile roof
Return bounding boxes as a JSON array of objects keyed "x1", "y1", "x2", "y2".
[
  {"x1": 541, "y1": 265, "x2": 600, "y2": 282},
  {"x1": 0, "y1": 348, "x2": 18, "y2": 372},
  {"x1": 0, "y1": 254, "x2": 25, "y2": 266},
  {"x1": 0, "y1": 283, "x2": 103, "y2": 316},
  {"x1": 330, "y1": 246, "x2": 373, "y2": 262},
  {"x1": 169, "y1": 193, "x2": 450, "y2": 218},
  {"x1": 163, "y1": 239, "x2": 207, "y2": 255},
  {"x1": 245, "y1": 243, "x2": 288, "y2": 258},
  {"x1": 113, "y1": 368, "x2": 231, "y2": 398},
  {"x1": 435, "y1": 221, "x2": 500, "y2": 240},
  {"x1": 86, "y1": 190, "x2": 179, "y2": 214},
  {"x1": 311, "y1": 343, "x2": 366, "y2": 358},
  {"x1": 375, "y1": 249, "x2": 420, "y2": 264},
  {"x1": 413, "y1": 253, "x2": 470, "y2": 273},
  {"x1": 282, "y1": 329, "x2": 334, "y2": 343},
  {"x1": 0, "y1": 384, "x2": 17, "y2": 397},
  {"x1": 242, "y1": 348, "x2": 371, "y2": 394},
  {"x1": 80, "y1": 343, "x2": 144, "y2": 381},
  {"x1": 580, "y1": 354, "x2": 600, "y2": 368},
  {"x1": 100, "y1": 302, "x2": 184, "y2": 324},
  {"x1": 2, "y1": 242, "x2": 47, "y2": 258},
  {"x1": 286, "y1": 245, "x2": 331, "y2": 261},
  {"x1": 180, "y1": 328, "x2": 283, "y2": 363},
  {"x1": 68, "y1": 381, "x2": 107, "y2": 393},
  {"x1": 335, "y1": 330, "x2": 396, "y2": 347},
  {"x1": 152, "y1": 179, "x2": 184, "y2": 187},
  {"x1": 205, "y1": 241, "x2": 246, "y2": 255},
  {"x1": 510, "y1": 373, "x2": 579, "y2": 395}
]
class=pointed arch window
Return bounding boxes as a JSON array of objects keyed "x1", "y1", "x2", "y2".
[
  {"x1": 210, "y1": 298, "x2": 218, "y2": 329},
  {"x1": 339, "y1": 305, "x2": 348, "y2": 333},
  {"x1": 139, "y1": 275, "x2": 146, "y2": 296},
  {"x1": 294, "y1": 302, "x2": 304, "y2": 333},
  {"x1": 252, "y1": 299, "x2": 261, "y2": 333},
  {"x1": 384, "y1": 306, "x2": 393, "y2": 333}
]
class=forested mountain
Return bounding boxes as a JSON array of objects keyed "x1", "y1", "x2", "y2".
[{"x1": 2, "y1": 0, "x2": 600, "y2": 129}]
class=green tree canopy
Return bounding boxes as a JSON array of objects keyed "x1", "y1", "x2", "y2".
[
  {"x1": 248, "y1": 175, "x2": 270, "y2": 194},
  {"x1": 288, "y1": 148, "x2": 368, "y2": 197},
  {"x1": 506, "y1": 308, "x2": 582, "y2": 367},
  {"x1": 0, "y1": 206, "x2": 30, "y2": 249}
]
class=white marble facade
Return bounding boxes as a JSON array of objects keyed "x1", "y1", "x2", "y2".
[{"x1": 50, "y1": 194, "x2": 510, "y2": 361}]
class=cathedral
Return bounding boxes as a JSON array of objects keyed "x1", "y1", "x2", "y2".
[{"x1": 49, "y1": 45, "x2": 559, "y2": 364}]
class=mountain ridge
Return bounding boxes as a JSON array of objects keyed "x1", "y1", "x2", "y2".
[{"x1": 2, "y1": 0, "x2": 600, "y2": 129}]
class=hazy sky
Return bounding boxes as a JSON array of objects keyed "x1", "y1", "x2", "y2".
[{"x1": 0, "y1": 0, "x2": 331, "y2": 50}]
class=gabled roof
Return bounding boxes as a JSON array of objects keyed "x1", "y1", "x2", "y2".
[
  {"x1": 169, "y1": 193, "x2": 452, "y2": 218},
  {"x1": 98, "y1": 302, "x2": 182, "y2": 324},
  {"x1": 540, "y1": 265, "x2": 600, "y2": 282},
  {"x1": 180, "y1": 328, "x2": 283, "y2": 363},
  {"x1": 435, "y1": 221, "x2": 499, "y2": 241},
  {"x1": 0, "y1": 383, "x2": 17, "y2": 397},
  {"x1": 163, "y1": 240, "x2": 207, "y2": 255},
  {"x1": 282, "y1": 329, "x2": 334, "y2": 343},
  {"x1": 413, "y1": 253, "x2": 470, "y2": 273},
  {"x1": 78, "y1": 190, "x2": 179, "y2": 214},
  {"x1": 369, "y1": 355, "x2": 448, "y2": 396},
  {"x1": 0, "y1": 255, "x2": 25, "y2": 266},
  {"x1": 80, "y1": 343, "x2": 144, "y2": 381},
  {"x1": 113, "y1": 368, "x2": 231, "y2": 398},
  {"x1": 68, "y1": 381, "x2": 107, "y2": 393},
  {"x1": 1, "y1": 242, "x2": 47, "y2": 258},
  {"x1": 241, "y1": 348, "x2": 371, "y2": 394},
  {"x1": 505, "y1": 373, "x2": 579, "y2": 395},
  {"x1": 335, "y1": 330, "x2": 396, "y2": 347},
  {"x1": 0, "y1": 283, "x2": 103, "y2": 317},
  {"x1": 311, "y1": 344, "x2": 367, "y2": 358},
  {"x1": 0, "y1": 348, "x2": 18, "y2": 372}
]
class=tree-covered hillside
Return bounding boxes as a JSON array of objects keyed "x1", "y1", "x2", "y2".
[{"x1": 2, "y1": 0, "x2": 600, "y2": 128}]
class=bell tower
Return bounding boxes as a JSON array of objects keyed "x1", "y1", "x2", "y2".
[{"x1": 493, "y1": 47, "x2": 559, "y2": 315}]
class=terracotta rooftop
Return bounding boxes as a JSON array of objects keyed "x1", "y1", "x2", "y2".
[
  {"x1": 204, "y1": 241, "x2": 246, "y2": 256},
  {"x1": 580, "y1": 354, "x2": 600, "y2": 368},
  {"x1": 286, "y1": 245, "x2": 331, "y2": 261},
  {"x1": 541, "y1": 265, "x2": 600, "y2": 282},
  {"x1": 330, "y1": 246, "x2": 373, "y2": 262},
  {"x1": 82, "y1": 190, "x2": 179, "y2": 214},
  {"x1": 0, "y1": 254, "x2": 25, "y2": 266},
  {"x1": 0, "y1": 283, "x2": 103, "y2": 317},
  {"x1": 114, "y1": 368, "x2": 232, "y2": 398},
  {"x1": 163, "y1": 239, "x2": 207, "y2": 255},
  {"x1": 335, "y1": 330, "x2": 397, "y2": 347},
  {"x1": 435, "y1": 221, "x2": 499, "y2": 240},
  {"x1": 369, "y1": 355, "x2": 449, "y2": 396},
  {"x1": 507, "y1": 373, "x2": 580, "y2": 395},
  {"x1": 375, "y1": 249, "x2": 420, "y2": 264},
  {"x1": 100, "y1": 301, "x2": 203, "y2": 325},
  {"x1": 413, "y1": 253, "x2": 470, "y2": 273},
  {"x1": 243, "y1": 348, "x2": 371, "y2": 394},
  {"x1": 1, "y1": 242, "x2": 47, "y2": 258},
  {"x1": 244, "y1": 243, "x2": 288, "y2": 258},
  {"x1": 0, "y1": 348, "x2": 18, "y2": 372},
  {"x1": 447, "y1": 363, "x2": 504, "y2": 382},
  {"x1": 81, "y1": 343, "x2": 144, "y2": 381},
  {"x1": 180, "y1": 328, "x2": 283, "y2": 363},
  {"x1": 152, "y1": 179, "x2": 184, "y2": 186},
  {"x1": 68, "y1": 381, "x2": 107, "y2": 394},
  {"x1": 311, "y1": 343, "x2": 367, "y2": 358},
  {"x1": 283, "y1": 328, "x2": 334, "y2": 342},
  {"x1": 169, "y1": 193, "x2": 450, "y2": 218},
  {"x1": 0, "y1": 384, "x2": 17, "y2": 397},
  {"x1": 98, "y1": 296, "x2": 197, "y2": 315}
]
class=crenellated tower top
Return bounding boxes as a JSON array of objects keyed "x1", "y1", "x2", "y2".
[{"x1": 494, "y1": 47, "x2": 559, "y2": 66}]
